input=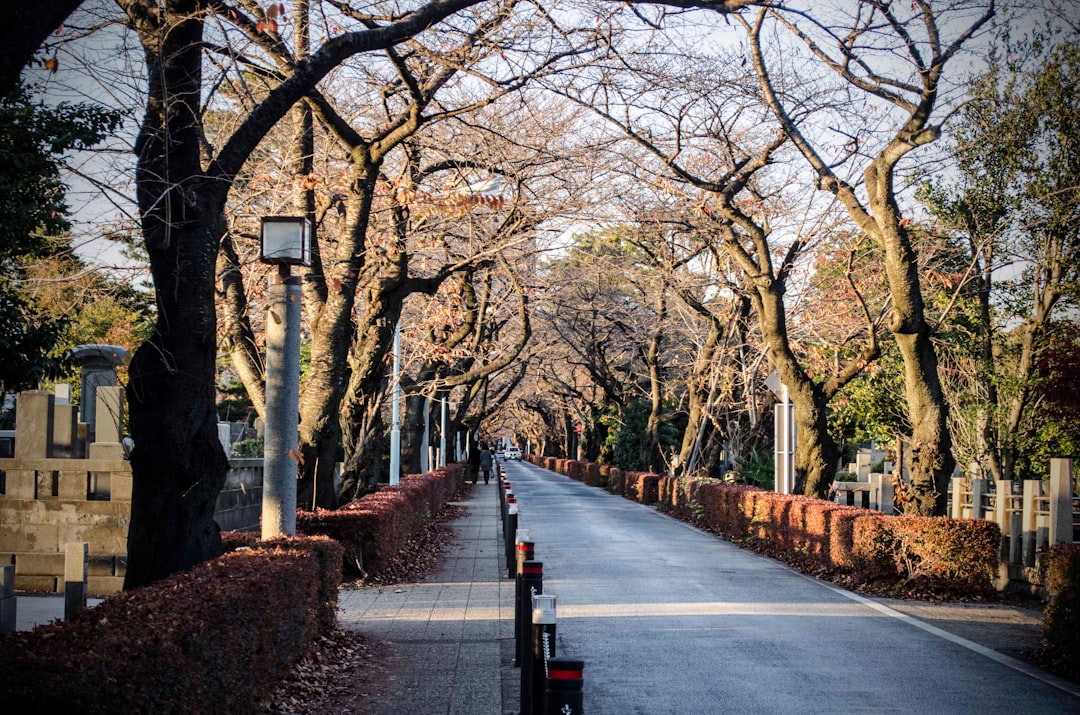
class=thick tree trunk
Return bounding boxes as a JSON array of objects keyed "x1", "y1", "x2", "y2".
[
  {"x1": 336, "y1": 284, "x2": 403, "y2": 502},
  {"x1": 123, "y1": 3, "x2": 226, "y2": 589},
  {"x1": 296, "y1": 160, "x2": 377, "y2": 508},
  {"x1": 875, "y1": 166, "x2": 955, "y2": 514},
  {"x1": 747, "y1": 262, "x2": 842, "y2": 500},
  {"x1": 401, "y1": 381, "x2": 430, "y2": 475}
]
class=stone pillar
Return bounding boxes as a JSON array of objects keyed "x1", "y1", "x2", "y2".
[
  {"x1": 879, "y1": 477, "x2": 895, "y2": 515},
  {"x1": 856, "y1": 453, "x2": 872, "y2": 481},
  {"x1": 218, "y1": 422, "x2": 231, "y2": 457},
  {"x1": 971, "y1": 478, "x2": 989, "y2": 521},
  {"x1": 1049, "y1": 458, "x2": 1074, "y2": 546},
  {"x1": 64, "y1": 542, "x2": 88, "y2": 619},
  {"x1": 68, "y1": 344, "x2": 129, "y2": 440},
  {"x1": 1022, "y1": 479, "x2": 1040, "y2": 568},
  {"x1": 51, "y1": 389, "x2": 79, "y2": 459},
  {"x1": 88, "y1": 386, "x2": 125, "y2": 460},
  {"x1": 14, "y1": 390, "x2": 54, "y2": 459},
  {"x1": 950, "y1": 476, "x2": 964, "y2": 519}
]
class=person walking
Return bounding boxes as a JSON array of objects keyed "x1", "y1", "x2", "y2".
[
  {"x1": 479, "y1": 445, "x2": 493, "y2": 485},
  {"x1": 469, "y1": 442, "x2": 482, "y2": 484}
]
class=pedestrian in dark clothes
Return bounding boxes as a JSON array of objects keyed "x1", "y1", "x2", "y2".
[
  {"x1": 469, "y1": 443, "x2": 482, "y2": 484},
  {"x1": 479, "y1": 446, "x2": 493, "y2": 484}
]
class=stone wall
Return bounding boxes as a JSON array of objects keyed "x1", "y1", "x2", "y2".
[{"x1": 0, "y1": 388, "x2": 264, "y2": 596}]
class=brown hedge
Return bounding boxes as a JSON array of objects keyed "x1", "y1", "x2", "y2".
[
  {"x1": 297, "y1": 465, "x2": 465, "y2": 576},
  {"x1": 1045, "y1": 544, "x2": 1080, "y2": 674},
  {"x1": 530, "y1": 459, "x2": 1000, "y2": 594},
  {"x1": 0, "y1": 540, "x2": 339, "y2": 714}
]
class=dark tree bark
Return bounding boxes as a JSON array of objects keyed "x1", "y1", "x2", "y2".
[
  {"x1": 122, "y1": 0, "x2": 227, "y2": 589},
  {"x1": 117, "y1": 0, "x2": 485, "y2": 587},
  {"x1": 0, "y1": 0, "x2": 83, "y2": 96}
]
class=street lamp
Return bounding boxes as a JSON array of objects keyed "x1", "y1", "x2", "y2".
[
  {"x1": 389, "y1": 319, "x2": 401, "y2": 486},
  {"x1": 261, "y1": 215, "x2": 311, "y2": 266},
  {"x1": 260, "y1": 216, "x2": 310, "y2": 539}
]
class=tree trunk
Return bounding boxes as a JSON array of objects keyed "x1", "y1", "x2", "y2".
[
  {"x1": 336, "y1": 281, "x2": 403, "y2": 502},
  {"x1": 401, "y1": 374, "x2": 433, "y2": 475},
  {"x1": 123, "y1": 3, "x2": 226, "y2": 589},
  {"x1": 296, "y1": 156, "x2": 378, "y2": 508},
  {"x1": 878, "y1": 194, "x2": 954, "y2": 514},
  {"x1": 678, "y1": 314, "x2": 722, "y2": 474}
]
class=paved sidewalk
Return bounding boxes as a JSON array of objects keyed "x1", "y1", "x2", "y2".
[{"x1": 337, "y1": 479, "x2": 517, "y2": 715}]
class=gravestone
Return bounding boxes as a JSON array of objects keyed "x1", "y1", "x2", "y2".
[{"x1": 68, "y1": 345, "x2": 129, "y2": 441}]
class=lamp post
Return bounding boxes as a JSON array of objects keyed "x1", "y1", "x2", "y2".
[
  {"x1": 260, "y1": 216, "x2": 310, "y2": 539},
  {"x1": 389, "y1": 319, "x2": 401, "y2": 485},
  {"x1": 439, "y1": 394, "x2": 448, "y2": 468}
]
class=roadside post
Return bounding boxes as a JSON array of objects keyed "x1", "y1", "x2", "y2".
[
  {"x1": 517, "y1": 558, "x2": 541, "y2": 668},
  {"x1": 530, "y1": 594, "x2": 557, "y2": 715},
  {"x1": 545, "y1": 658, "x2": 584, "y2": 715}
]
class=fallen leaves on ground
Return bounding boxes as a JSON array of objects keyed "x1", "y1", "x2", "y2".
[{"x1": 263, "y1": 501, "x2": 470, "y2": 713}]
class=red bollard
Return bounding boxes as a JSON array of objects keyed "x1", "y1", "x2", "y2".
[{"x1": 545, "y1": 657, "x2": 584, "y2": 714}]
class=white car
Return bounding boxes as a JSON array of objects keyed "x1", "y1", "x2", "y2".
[{"x1": 504, "y1": 447, "x2": 522, "y2": 460}]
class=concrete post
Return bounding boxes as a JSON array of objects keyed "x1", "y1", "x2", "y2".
[
  {"x1": 390, "y1": 320, "x2": 401, "y2": 486},
  {"x1": 50, "y1": 384, "x2": 76, "y2": 458},
  {"x1": 879, "y1": 476, "x2": 895, "y2": 515},
  {"x1": 88, "y1": 386, "x2": 126, "y2": 460},
  {"x1": 262, "y1": 272, "x2": 301, "y2": 539},
  {"x1": 64, "y1": 542, "x2": 88, "y2": 619},
  {"x1": 971, "y1": 478, "x2": 989, "y2": 521},
  {"x1": 1022, "y1": 479, "x2": 1039, "y2": 568},
  {"x1": 950, "y1": 477, "x2": 964, "y2": 519},
  {"x1": 0, "y1": 564, "x2": 15, "y2": 632},
  {"x1": 1049, "y1": 458, "x2": 1074, "y2": 545}
]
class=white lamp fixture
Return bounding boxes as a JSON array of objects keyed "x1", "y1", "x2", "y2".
[{"x1": 260, "y1": 216, "x2": 312, "y2": 266}]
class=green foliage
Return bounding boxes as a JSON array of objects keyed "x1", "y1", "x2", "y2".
[
  {"x1": 0, "y1": 85, "x2": 121, "y2": 392},
  {"x1": 731, "y1": 447, "x2": 774, "y2": 489},
  {"x1": 604, "y1": 397, "x2": 682, "y2": 472},
  {"x1": 830, "y1": 344, "x2": 910, "y2": 447},
  {"x1": 231, "y1": 437, "x2": 264, "y2": 458}
]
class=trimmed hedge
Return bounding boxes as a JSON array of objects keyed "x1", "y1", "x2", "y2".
[
  {"x1": 531, "y1": 459, "x2": 1001, "y2": 595},
  {"x1": 296, "y1": 464, "x2": 466, "y2": 576},
  {"x1": 0, "y1": 537, "x2": 342, "y2": 713}
]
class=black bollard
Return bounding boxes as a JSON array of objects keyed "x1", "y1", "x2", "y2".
[
  {"x1": 505, "y1": 506, "x2": 519, "y2": 576},
  {"x1": 502, "y1": 489, "x2": 515, "y2": 525},
  {"x1": 516, "y1": 558, "x2": 541, "y2": 668},
  {"x1": 545, "y1": 658, "x2": 584, "y2": 715},
  {"x1": 530, "y1": 594, "x2": 557, "y2": 715}
]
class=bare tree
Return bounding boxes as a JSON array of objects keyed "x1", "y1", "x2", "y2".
[{"x1": 741, "y1": 1, "x2": 994, "y2": 513}]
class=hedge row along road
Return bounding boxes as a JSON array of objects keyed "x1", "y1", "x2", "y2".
[{"x1": 501, "y1": 460, "x2": 1080, "y2": 713}]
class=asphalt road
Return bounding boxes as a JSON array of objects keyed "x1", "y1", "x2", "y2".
[{"x1": 501, "y1": 459, "x2": 1080, "y2": 714}]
